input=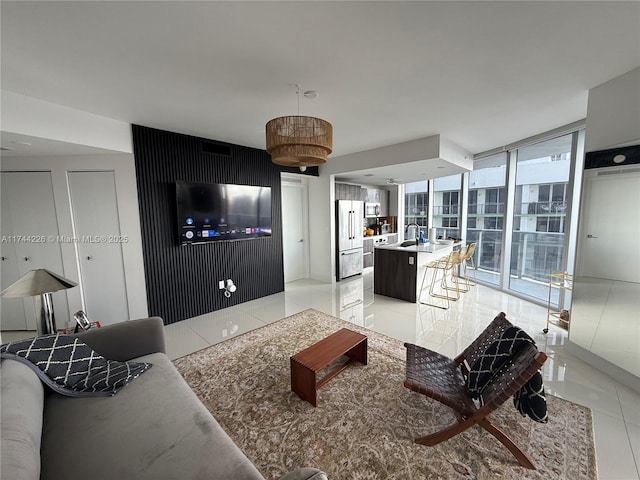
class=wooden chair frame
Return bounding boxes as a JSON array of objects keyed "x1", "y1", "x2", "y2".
[{"x1": 403, "y1": 312, "x2": 548, "y2": 469}]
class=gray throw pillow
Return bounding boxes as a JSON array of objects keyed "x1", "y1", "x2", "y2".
[{"x1": 0, "y1": 334, "x2": 151, "y2": 397}]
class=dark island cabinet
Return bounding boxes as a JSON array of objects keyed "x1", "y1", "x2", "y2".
[{"x1": 373, "y1": 248, "x2": 418, "y2": 303}]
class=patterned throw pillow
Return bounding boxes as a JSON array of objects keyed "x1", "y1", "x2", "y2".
[
  {"x1": 466, "y1": 326, "x2": 534, "y2": 399},
  {"x1": 513, "y1": 370, "x2": 548, "y2": 423},
  {"x1": 0, "y1": 334, "x2": 151, "y2": 397}
]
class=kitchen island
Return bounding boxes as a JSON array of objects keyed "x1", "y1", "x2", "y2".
[{"x1": 374, "y1": 241, "x2": 461, "y2": 303}]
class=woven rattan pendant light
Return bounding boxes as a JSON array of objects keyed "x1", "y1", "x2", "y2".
[{"x1": 266, "y1": 86, "x2": 332, "y2": 168}]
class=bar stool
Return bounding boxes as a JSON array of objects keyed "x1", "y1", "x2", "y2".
[
  {"x1": 418, "y1": 250, "x2": 463, "y2": 309},
  {"x1": 461, "y1": 242, "x2": 477, "y2": 287},
  {"x1": 445, "y1": 245, "x2": 470, "y2": 293}
]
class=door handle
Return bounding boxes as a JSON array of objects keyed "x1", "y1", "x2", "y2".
[
  {"x1": 349, "y1": 211, "x2": 354, "y2": 239},
  {"x1": 343, "y1": 299, "x2": 363, "y2": 309},
  {"x1": 24, "y1": 257, "x2": 30, "y2": 261},
  {"x1": 353, "y1": 210, "x2": 357, "y2": 239},
  {"x1": 87, "y1": 256, "x2": 93, "y2": 260},
  {"x1": 1, "y1": 256, "x2": 6, "y2": 261},
  {"x1": 587, "y1": 234, "x2": 598, "y2": 239},
  {"x1": 298, "y1": 239, "x2": 303, "y2": 243}
]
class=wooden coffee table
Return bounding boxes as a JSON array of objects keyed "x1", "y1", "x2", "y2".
[{"x1": 290, "y1": 328, "x2": 367, "y2": 406}]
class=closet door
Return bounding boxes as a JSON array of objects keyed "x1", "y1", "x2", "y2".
[
  {"x1": 1, "y1": 181, "x2": 26, "y2": 329},
  {"x1": 68, "y1": 171, "x2": 129, "y2": 325},
  {"x1": 1, "y1": 172, "x2": 69, "y2": 330}
]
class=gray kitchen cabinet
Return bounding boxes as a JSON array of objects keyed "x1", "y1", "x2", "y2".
[
  {"x1": 365, "y1": 188, "x2": 380, "y2": 203},
  {"x1": 336, "y1": 183, "x2": 365, "y2": 201},
  {"x1": 365, "y1": 188, "x2": 390, "y2": 216},
  {"x1": 379, "y1": 190, "x2": 390, "y2": 216}
]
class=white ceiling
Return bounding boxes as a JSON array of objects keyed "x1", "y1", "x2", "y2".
[
  {"x1": 0, "y1": 131, "x2": 118, "y2": 157},
  {"x1": 1, "y1": 1, "x2": 639, "y2": 183}
]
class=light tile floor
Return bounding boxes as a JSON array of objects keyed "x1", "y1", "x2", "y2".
[
  {"x1": 4, "y1": 270, "x2": 638, "y2": 479},
  {"x1": 165, "y1": 270, "x2": 640, "y2": 480}
]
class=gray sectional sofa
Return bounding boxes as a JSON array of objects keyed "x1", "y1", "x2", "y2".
[{"x1": 1, "y1": 316, "x2": 327, "y2": 480}]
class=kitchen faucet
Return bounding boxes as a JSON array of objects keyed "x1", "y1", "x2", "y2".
[{"x1": 406, "y1": 223, "x2": 420, "y2": 242}]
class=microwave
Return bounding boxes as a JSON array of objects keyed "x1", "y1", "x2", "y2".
[{"x1": 365, "y1": 202, "x2": 380, "y2": 217}]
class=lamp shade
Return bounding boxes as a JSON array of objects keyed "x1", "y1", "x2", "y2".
[
  {"x1": 266, "y1": 115, "x2": 332, "y2": 167},
  {"x1": 1, "y1": 269, "x2": 77, "y2": 298}
]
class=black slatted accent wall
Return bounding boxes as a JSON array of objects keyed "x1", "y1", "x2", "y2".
[{"x1": 132, "y1": 125, "x2": 309, "y2": 325}]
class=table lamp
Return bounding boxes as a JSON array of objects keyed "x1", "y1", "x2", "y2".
[{"x1": 1, "y1": 269, "x2": 77, "y2": 336}]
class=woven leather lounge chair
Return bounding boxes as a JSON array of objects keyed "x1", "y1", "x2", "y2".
[{"x1": 403, "y1": 312, "x2": 548, "y2": 469}]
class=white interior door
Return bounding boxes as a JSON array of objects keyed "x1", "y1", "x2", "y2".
[
  {"x1": 282, "y1": 182, "x2": 308, "y2": 283},
  {"x1": 1, "y1": 181, "x2": 27, "y2": 329},
  {"x1": 1, "y1": 171, "x2": 69, "y2": 330},
  {"x1": 68, "y1": 171, "x2": 129, "y2": 325},
  {"x1": 577, "y1": 168, "x2": 640, "y2": 282}
]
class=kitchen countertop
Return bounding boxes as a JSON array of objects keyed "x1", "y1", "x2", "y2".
[
  {"x1": 363, "y1": 233, "x2": 397, "y2": 239},
  {"x1": 376, "y1": 240, "x2": 461, "y2": 252}
]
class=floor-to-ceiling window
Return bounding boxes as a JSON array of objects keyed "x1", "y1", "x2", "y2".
[
  {"x1": 509, "y1": 134, "x2": 573, "y2": 301},
  {"x1": 466, "y1": 153, "x2": 507, "y2": 286},
  {"x1": 402, "y1": 126, "x2": 583, "y2": 306}
]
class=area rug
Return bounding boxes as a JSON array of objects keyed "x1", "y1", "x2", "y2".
[{"x1": 174, "y1": 309, "x2": 597, "y2": 480}]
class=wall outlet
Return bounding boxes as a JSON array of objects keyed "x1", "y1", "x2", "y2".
[
  {"x1": 218, "y1": 280, "x2": 225, "y2": 289},
  {"x1": 409, "y1": 257, "x2": 414, "y2": 265}
]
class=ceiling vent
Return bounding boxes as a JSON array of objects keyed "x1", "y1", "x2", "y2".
[{"x1": 202, "y1": 141, "x2": 231, "y2": 157}]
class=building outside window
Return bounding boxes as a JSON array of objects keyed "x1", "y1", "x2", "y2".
[
  {"x1": 485, "y1": 217, "x2": 503, "y2": 230},
  {"x1": 441, "y1": 191, "x2": 459, "y2": 215},
  {"x1": 485, "y1": 188, "x2": 505, "y2": 214},
  {"x1": 468, "y1": 190, "x2": 478, "y2": 214},
  {"x1": 404, "y1": 181, "x2": 429, "y2": 240},
  {"x1": 433, "y1": 174, "x2": 461, "y2": 239},
  {"x1": 536, "y1": 216, "x2": 562, "y2": 233}
]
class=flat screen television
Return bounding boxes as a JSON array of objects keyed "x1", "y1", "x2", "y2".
[{"x1": 176, "y1": 181, "x2": 272, "y2": 245}]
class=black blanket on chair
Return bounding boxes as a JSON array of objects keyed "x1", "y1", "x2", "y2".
[{"x1": 466, "y1": 326, "x2": 548, "y2": 423}]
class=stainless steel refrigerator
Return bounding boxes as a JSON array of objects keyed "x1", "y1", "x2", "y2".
[{"x1": 336, "y1": 200, "x2": 364, "y2": 280}]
